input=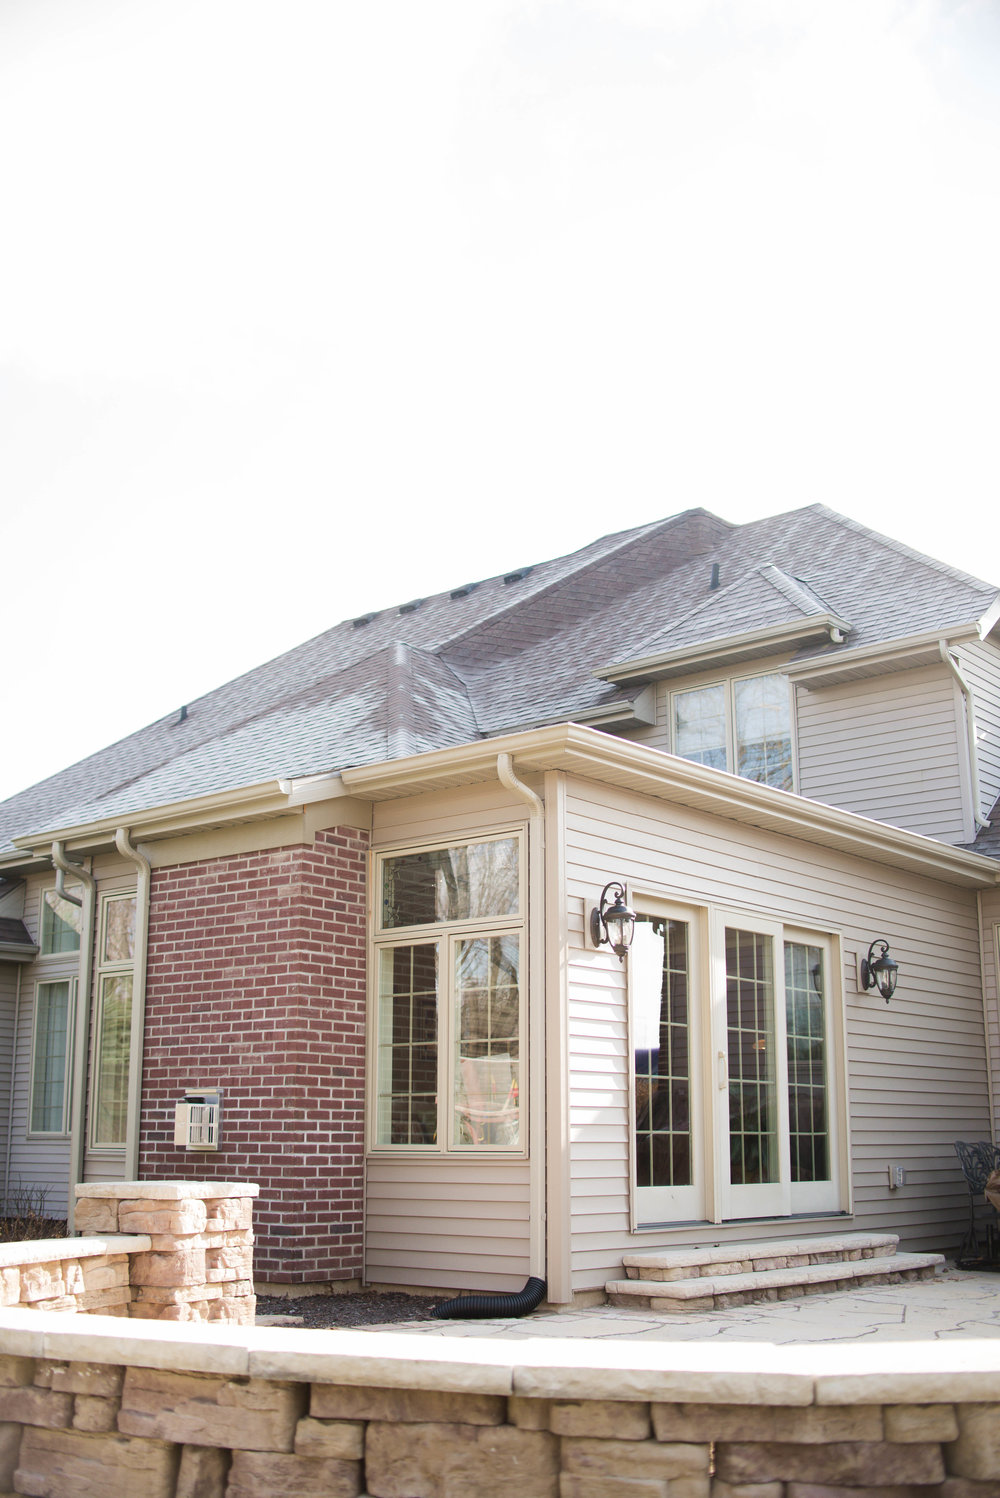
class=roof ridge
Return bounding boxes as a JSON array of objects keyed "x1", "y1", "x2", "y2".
[
  {"x1": 758, "y1": 564, "x2": 838, "y2": 616},
  {"x1": 809, "y1": 504, "x2": 998, "y2": 597}
]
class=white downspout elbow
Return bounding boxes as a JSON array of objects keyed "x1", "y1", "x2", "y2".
[{"x1": 940, "y1": 642, "x2": 991, "y2": 833}]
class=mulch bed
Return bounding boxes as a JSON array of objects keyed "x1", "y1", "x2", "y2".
[{"x1": 255, "y1": 1290, "x2": 444, "y2": 1328}]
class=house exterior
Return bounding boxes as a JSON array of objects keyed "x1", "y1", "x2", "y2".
[{"x1": 1, "y1": 503, "x2": 998, "y2": 1299}]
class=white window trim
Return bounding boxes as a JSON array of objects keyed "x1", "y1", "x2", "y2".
[
  {"x1": 669, "y1": 669, "x2": 798, "y2": 791},
  {"x1": 88, "y1": 889, "x2": 138, "y2": 1154},
  {"x1": 27, "y1": 977, "x2": 76, "y2": 1139},
  {"x1": 368, "y1": 828, "x2": 527, "y2": 1157}
]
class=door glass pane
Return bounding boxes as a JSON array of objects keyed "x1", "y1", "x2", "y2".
[
  {"x1": 103, "y1": 896, "x2": 136, "y2": 963},
  {"x1": 31, "y1": 981, "x2": 70, "y2": 1133},
  {"x1": 632, "y1": 917, "x2": 691, "y2": 1188},
  {"x1": 92, "y1": 973, "x2": 132, "y2": 1147},
  {"x1": 381, "y1": 840, "x2": 519, "y2": 928},
  {"x1": 41, "y1": 890, "x2": 82, "y2": 954},
  {"x1": 376, "y1": 944, "x2": 439, "y2": 1144},
  {"x1": 453, "y1": 935, "x2": 520, "y2": 1147},
  {"x1": 726, "y1": 928, "x2": 778, "y2": 1185},
  {"x1": 673, "y1": 684, "x2": 727, "y2": 770},
  {"x1": 734, "y1": 674, "x2": 793, "y2": 790},
  {"x1": 785, "y1": 942, "x2": 830, "y2": 1182}
]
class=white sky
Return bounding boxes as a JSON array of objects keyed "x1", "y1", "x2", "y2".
[{"x1": 2, "y1": 0, "x2": 998, "y2": 803}]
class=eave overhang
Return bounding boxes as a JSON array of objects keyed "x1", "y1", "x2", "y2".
[
  {"x1": 785, "y1": 624, "x2": 984, "y2": 688},
  {"x1": 595, "y1": 615, "x2": 853, "y2": 685},
  {"x1": 342, "y1": 723, "x2": 1000, "y2": 890}
]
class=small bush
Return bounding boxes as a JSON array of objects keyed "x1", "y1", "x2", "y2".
[{"x1": 0, "y1": 1181, "x2": 67, "y2": 1243}]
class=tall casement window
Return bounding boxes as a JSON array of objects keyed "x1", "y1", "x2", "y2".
[
  {"x1": 372, "y1": 834, "x2": 524, "y2": 1152},
  {"x1": 671, "y1": 673, "x2": 794, "y2": 790},
  {"x1": 29, "y1": 980, "x2": 74, "y2": 1135},
  {"x1": 39, "y1": 888, "x2": 82, "y2": 956},
  {"x1": 90, "y1": 891, "x2": 137, "y2": 1149},
  {"x1": 630, "y1": 904, "x2": 842, "y2": 1226}
]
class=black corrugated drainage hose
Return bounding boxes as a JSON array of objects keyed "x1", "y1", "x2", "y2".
[{"x1": 431, "y1": 1276, "x2": 547, "y2": 1320}]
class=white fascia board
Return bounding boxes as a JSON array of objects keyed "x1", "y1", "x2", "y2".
[
  {"x1": 341, "y1": 722, "x2": 1000, "y2": 889},
  {"x1": 785, "y1": 624, "x2": 983, "y2": 684},
  {"x1": 0, "y1": 941, "x2": 38, "y2": 962},
  {"x1": 595, "y1": 615, "x2": 852, "y2": 684},
  {"x1": 976, "y1": 594, "x2": 1000, "y2": 640},
  {"x1": 489, "y1": 684, "x2": 657, "y2": 735}
]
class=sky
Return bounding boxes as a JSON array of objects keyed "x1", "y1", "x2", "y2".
[{"x1": 2, "y1": 0, "x2": 999, "y2": 803}]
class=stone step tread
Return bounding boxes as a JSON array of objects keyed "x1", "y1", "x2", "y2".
[
  {"x1": 606, "y1": 1251, "x2": 944, "y2": 1302},
  {"x1": 621, "y1": 1232, "x2": 899, "y2": 1277}
]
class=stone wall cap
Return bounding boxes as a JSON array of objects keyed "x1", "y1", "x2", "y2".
[
  {"x1": 74, "y1": 1181, "x2": 260, "y2": 1200},
  {"x1": 0, "y1": 1235, "x2": 151, "y2": 1268}
]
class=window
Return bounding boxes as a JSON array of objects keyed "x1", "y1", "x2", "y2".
[
  {"x1": 373, "y1": 835, "x2": 524, "y2": 1151},
  {"x1": 29, "y1": 980, "x2": 73, "y2": 1135},
  {"x1": 672, "y1": 672, "x2": 793, "y2": 790},
  {"x1": 39, "y1": 888, "x2": 82, "y2": 955},
  {"x1": 90, "y1": 891, "x2": 137, "y2": 1149}
]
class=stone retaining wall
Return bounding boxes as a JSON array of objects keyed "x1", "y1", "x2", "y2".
[
  {"x1": 0, "y1": 1309, "x2": 998, "y2": 1496},
  {"x1": 0, "y1": 1182, "x2": 257, "y2": 1327}
]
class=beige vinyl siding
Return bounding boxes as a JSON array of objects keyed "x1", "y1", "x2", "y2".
[
  {"x1": 0, "y1": 963, "x2": 17, "y2": 1202},
  {"x1": 562, "y1": 774, "x2": 989, "y2": 1292},
  {"x1": 956, "y1": 639, "x2": 1000, "y2": 819},
  {"x1": 366, "y1": 780, "x2": 534, "y2": 1291},
  {"x1": 980, "y1": 888, "x2": 1000, "y2": 1139},
  {"x1": 796, "y1": 664, "x2": 969, "y2": 842}
]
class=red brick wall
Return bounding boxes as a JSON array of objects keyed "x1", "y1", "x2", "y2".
[{"x1": 139, "y1": 828, "x2": 369, "y2": 1283}]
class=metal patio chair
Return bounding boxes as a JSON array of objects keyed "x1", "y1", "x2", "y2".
[{"x1": 954, "y1": 1140, "x2": 1000, "y2": 1261}]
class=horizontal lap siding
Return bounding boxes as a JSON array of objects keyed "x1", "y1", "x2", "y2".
[
  {"x1": 364, "y1": 1157, "x2": 531, "y2": 1291},
  {"x1": 956, "y1": 639, "x2": 1000, "y2": 818},
  {"x1": 981, "y1": 888, "x2": 1000, "y2": 1134},
  {"x1": 367, "y1": 784, "x2": 533, "y2": 1293},
  {"x1": 564, "y1": 777, "x2": 989, "y2": 1292},
  {"x1": 796, "y1": 666, "x2": 968, "y2": 842},
  {"x1": 0, "y1": 964, "x2": 17, "y2": 1202}
]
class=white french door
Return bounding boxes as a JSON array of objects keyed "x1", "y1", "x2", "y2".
[{"x1": 631, "y1": 906, "x2": 842, "y2": 1227}]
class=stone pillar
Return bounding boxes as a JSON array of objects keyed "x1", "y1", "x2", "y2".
[{"x1": 74, "y1": 1181, "x2": 258, "y2": 1325}]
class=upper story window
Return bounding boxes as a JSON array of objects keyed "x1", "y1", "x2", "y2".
[
  {"x1": 671, "y1": 672, "x2": 794, "y2": 791},
  {"x1": 39, "y1": 888, "x2": 82, "y2": 955},
  {"x1": 373, "y1": 833, "x2": 524, "y2": 1153}
]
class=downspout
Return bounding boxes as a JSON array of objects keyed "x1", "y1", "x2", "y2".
[
  {"x1": 52, "y1": 841, "x2": 95, "y2": 1233},
  {"x1": 940, "y1": 642, "x2": 991, "y2": 833},
  {"x1": 114, "y1": 828, "x2": 151, "y2": 1182},
  {"x1": 434, "y1": 752, "x2": 546, "y2": 1317},
  {"x1": 4, "y1": 964, "x2": 23, "y2": 1209}
]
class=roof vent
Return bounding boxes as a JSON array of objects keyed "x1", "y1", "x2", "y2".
[
  {"x1": 709, "y1": 563, "x2": 721, "y2": 590},
  {"x1": 503, "y1": 566, "x2": 533, "y2": 586},
  {"x1": 176, "y1": 705, "x2": 188, "y2": 724},
  {"x1": 352, "y1": 613, "x2": 377, "y2": 628},
  {"x1": 450, "y1": 583, "x2": 479, "y2": 600},
  {"x1": 398, "y1": 599, "x2": 424, "y2": 615}
]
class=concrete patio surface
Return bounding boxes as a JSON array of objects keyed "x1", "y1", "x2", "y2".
[{"x1": 373, "y1": 1265, "x2": 1000, "y2": 1345}]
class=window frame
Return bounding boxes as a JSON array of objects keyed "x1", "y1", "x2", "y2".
[
  {"x1": 670, "y1": 669, "x2": 797, "y2": 791},
  {"x1": 27, "y1": 978, "x2": 75, "y2": 1138},
  {"x1": 88, "y1": 889, "x2": 138, "y2": 1153},
  {"x1": 369, "y1": 828, "x2": 527, "y2": 1157}
]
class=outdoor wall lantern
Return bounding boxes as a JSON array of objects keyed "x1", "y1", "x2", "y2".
[
  {"x1": 860, "y1": 937, "x2": 899, "y2": 1003},
  {"x1": 590, "y1": 881, "x2": 637, "y2": 961}
]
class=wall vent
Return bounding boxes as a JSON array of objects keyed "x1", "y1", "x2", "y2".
[{"x1": 174, "y1": 1088, "x2": 222, "y2": 1151}]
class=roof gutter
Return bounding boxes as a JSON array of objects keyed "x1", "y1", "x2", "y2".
[
  {"x1": 940, "y1": 642, "x2": 991, "y2": 833},
  {"x1": 595, "y1": 614, "x2": 853, "y2": 685},
  {"x1": 785, "y1": 624, "x2": 983, "y2": 685}
]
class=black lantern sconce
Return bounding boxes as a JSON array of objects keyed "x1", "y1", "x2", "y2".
[
  {"x1": 860, "y1": 938, "x2": 899, "y2": 1003},
  {"x1": 590, "y1": 881, "x2": 637, "y2": 962}
]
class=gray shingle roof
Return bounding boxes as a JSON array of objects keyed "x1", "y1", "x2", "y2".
[{"x1": 1, "y1": 503, "x2": 996, "y2": 855}]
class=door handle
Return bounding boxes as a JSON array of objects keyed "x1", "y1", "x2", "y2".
[{"x1": 717, "y1": 1050, "x2": 727, "y2": 1091}]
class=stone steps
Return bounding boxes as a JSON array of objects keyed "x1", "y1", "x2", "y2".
[{"x1": 606, "y1": 1233, "x2": 945, "y2": 1312}]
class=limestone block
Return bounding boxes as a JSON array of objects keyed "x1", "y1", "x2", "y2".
[
  {"x1": 884, "y1": 1403, "x2": 958, "y2": 1443},
  {"x1": 0, "y1": 1266, "x2": 21, "y2": 1306},
  {"x1": 652, "y1": 1405, "x2": 883, "y2": 1444},
  {"x1": 948, "y1": 1404, "x2": 1000, "y2": 1479},
  {"x1": 710, "y1": 1483, "x2": 783, "y2": 1498},
  {"x1": 37, "y1": 1364, "x2": 122, "y2": 1398},
  {"x1": 80, "y1": 1257, "x2": 130, "y2": 1293},
  {"x1": 119, "y1": 1366, "x2": 307, "y2": 1450},
  {"x1": 133, "y1": 1282, "x2": 222, "y2": 1304},
  {"x1": 77, "y1": 1286, "x2": 133, "y2": 1314},
  {"x1": 33, "y1": 1296, "x2": 80, "y2": 1314},
  {"x1": 366, "y1": 1421, "x2": 558, "y2": 1498},
  {"x1": 205, "y1": 1245, "x2": 253, "y2": 1283},
  {"x1": 0, "y1": 1422, "x2": 22, "y2": 1490},
  {"x1": 72, "y1": 1395, "x2": 120, "y2": 1433},
  {"x1": 561, "y1": 1439, "x2": 710, "y2": 1482},
  {"x1": 20, "y1": 1263, "x2": 66, "y2": 1303},
  {"x1": 208, "y1": 1293, "x2": 255, "y2": 1325},
  {"x1": 118, "y1": 1198, "x2": 208, "y2": 1235},
  {"x1": 551, "y1": 1401, "x2": 651, "y2": 1440},
  {"x1": 72, "y1": 1198, "x2": 119, "y2": 1235},
  {"x1": 715, "y1": 1440, "x2": 945, "y2": 1486},
  {"x1": 0, "y1": 1387, "x2": 73, "y2": 1428},
  {"x1": 294, "y1": 1417, "x2": 365, "y2": 1459},
  {"x1": 14, "y1": 1426, "x2": 180, "y2": 1498},
  {"x1": 226, "y1": 1449, "x2": 360, "y2": 1498},
  {"x1": 508, "y1": 1397, "x2": 551, "y2": 1429},
  {"x1": 0, "y1": 1356, "x2": 35, "y2": 1388},
  {"x1": 128, "y1": 1299, "x2": 210, "y2": 1322},
  {"x1": 129, "y1": 1243, "x2": 207, "y2": 1287},
  {"x1": 176, "y1": 1443, "x2": 231, "y2": 1498},
  {"x1": 204, "y1": 1197, "x2": 252, "y2": 1232},
  {"x1": 312, "y1": 1384, "x2": 506, "y2": 1426},
  {"x1": 558, "y1": 1476, "x2": 669, "y2": 1498}
]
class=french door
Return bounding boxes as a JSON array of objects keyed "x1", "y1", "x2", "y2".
[{"x1": 631, "y1": 906, "x2": 842, "y2": 1227}]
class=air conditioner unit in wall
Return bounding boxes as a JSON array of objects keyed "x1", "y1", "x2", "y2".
[{"x1": 174, "y1": 1088, "x2": 222, "y2": 1150}]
